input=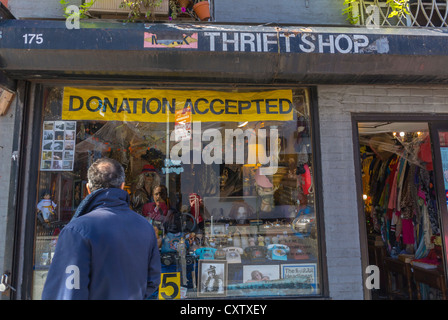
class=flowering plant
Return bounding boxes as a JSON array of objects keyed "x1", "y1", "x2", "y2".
[
  {"x1": 168, "y1": 0, "x2": 187, "y2": 20},
  {"x1": 120, "y1": 0, "x2": 163, "y2": 22}
]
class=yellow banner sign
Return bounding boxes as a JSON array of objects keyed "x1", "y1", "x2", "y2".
[{"x1": 61, "y1": 88, "x2": 293, "y2": 123}]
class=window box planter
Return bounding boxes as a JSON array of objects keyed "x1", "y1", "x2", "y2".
[{"x1": 89, "y1": 0, "x2": 169, "y2": 15}]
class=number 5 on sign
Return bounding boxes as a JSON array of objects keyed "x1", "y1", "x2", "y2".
[{"x1": 158, "y1": 272, "x2": 181, "y2": 300}]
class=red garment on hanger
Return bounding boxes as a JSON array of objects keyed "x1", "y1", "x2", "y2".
[
  {"x1": 418, "y1": 135, "x2": 433, "y2": 171},
  {"x1": 401, "y1": 218, "x2": 415, "y2": 244}
]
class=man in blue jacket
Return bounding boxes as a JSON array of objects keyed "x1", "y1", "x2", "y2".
[{"x1": 42, "y1": 157, "x2": 161, "y2": 300}]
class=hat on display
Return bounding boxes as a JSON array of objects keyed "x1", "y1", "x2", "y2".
[
  {"x1": 141, "y1": 164, "x2": 156, "y2": 173},
  {"x1": 206, "y1": 265, "x2": 217, "y2": 273}
]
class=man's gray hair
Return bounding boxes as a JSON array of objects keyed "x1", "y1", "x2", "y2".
[{"x1": 87, "y1": 157, "x2": 125, "y2": 192}]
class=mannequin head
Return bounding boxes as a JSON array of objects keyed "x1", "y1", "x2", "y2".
[
  {"x1": 153, "y1": 185, "x2": 167, "y2": 204},
  {"x1": 135, "y1": 164, "x2": 161, "y2": 191}
]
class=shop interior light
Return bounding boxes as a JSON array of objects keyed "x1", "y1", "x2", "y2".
[
  {"x1": 238, "y1": 121, "x2": 249, "y2": 128},
  {"x1": 243, "y1": 143, "x2": 265, "y2": 168}
]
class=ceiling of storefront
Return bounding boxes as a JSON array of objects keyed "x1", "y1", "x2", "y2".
[{"x1": 358, "y1": 122, "x2": 429, "y2": 135}]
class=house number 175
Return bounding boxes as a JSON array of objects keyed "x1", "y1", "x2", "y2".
[{"x1": 23, "y1": 33, "x2": 44, "y2": 45}]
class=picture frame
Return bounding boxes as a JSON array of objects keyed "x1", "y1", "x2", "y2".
[
  {"x1": 40, "y1": 120, "x2": 76, "y2": 171},
  {"x1": 280, "y1": 263, "x2": 317, "y2": 289},
  {"x1": 242, "y1": 264, "x2": 280, "y2": 283},
  {"x1": 197, "y1": 260, "x2": 228, "y2": 297}
]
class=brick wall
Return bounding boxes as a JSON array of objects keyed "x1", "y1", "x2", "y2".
[{"x1": 317, "y1": 84, "x2": 448, "y2": 299}]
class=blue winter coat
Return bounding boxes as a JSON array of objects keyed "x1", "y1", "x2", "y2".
[{"x1": 42, "y1": 188, "x2": 161, "y2": 300}]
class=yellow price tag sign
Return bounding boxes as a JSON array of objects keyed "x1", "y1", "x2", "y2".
[{"x1": 158, "y1": 272, "x2": 181, "y2": 300}]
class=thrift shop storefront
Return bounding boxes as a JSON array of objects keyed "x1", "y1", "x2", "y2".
[{"x1": 2, "y1": 18, "x2": 448, "y2": 301}]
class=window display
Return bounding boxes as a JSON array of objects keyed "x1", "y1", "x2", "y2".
[{"x1": 32, "y1": 86, "x2": 320, "y2": 299}]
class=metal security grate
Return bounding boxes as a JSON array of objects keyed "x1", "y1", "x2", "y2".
[
  {"x1": 409, "y1": 0, "x2": 448, "y2": 26},
  {"x1": 353, "y1": 0, "x2": 448, "y2": 27}
]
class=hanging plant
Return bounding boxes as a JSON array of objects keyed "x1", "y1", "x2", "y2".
[
  {"x1": 342, "y1": 0, "x2": 410, "y2": 25},
  {"x1": 342, "y1": 0, "x2": 359, "y2": 24},
  {"x1": 385, "y1": 0, "x2": 410, "y2": 18}
]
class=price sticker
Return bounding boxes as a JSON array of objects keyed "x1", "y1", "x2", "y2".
[{"x1": 158, "y1": 272, "x2": 181, "y2": 300}]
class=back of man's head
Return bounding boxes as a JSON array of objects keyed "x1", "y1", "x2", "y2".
[{"x1": 87, "y1": 157, "x2": 125, "y2": 192}]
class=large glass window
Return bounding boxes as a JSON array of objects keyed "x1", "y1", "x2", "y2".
[{"x1": 32, "y1": 86, "x2": 320, "y2": 299}]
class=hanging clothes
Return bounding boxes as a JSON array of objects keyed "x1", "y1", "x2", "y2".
[
  {"x1": 386, "y1": 156, "x2": 400, "y2": 218},
  {"x1": 362, "y1": 132, "x2": 439, "y2": 262}
]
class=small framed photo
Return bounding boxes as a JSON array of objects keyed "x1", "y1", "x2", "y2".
[
  {"x1": 65, "y1": 121, "x2": 76, "y2": 131},
  {"x1": 197, "y1": 260, "x2": 227, "y2": 297},
  {"x1": 54, "y1": 121, "x2": 65, "y2": 131},
  {"x1": 281, "y1": 263, "x2": 317, "y2": 287},
  {"x1": 243, "y1": 264, "x2": 280, "y2": 283},
  {"x1": 43, "y1": 121, "x2": 54, "y2": 131}
]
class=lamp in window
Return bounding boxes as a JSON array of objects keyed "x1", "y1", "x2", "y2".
[
  {"x1": 245, "y1": 143, "x2": 265, "y2": 167},
  {"x1": 242, "y1": 143, "x2": 262, "y2": 196}
]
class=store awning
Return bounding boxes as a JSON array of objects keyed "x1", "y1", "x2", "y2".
[{"x1": 1, "y1": 19, "x2": 448, "y2": 84}]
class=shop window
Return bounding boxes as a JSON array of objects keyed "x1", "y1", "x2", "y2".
[{"x1": 32, "y1": 86, "x2": 320, "y2": 299}]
